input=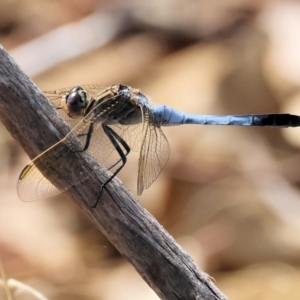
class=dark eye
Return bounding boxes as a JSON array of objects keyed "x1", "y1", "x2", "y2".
[{"x1": 66, "y1": 87, "x2": 86, "y2": 117}]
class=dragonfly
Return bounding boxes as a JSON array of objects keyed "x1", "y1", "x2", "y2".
[{"x1": 17, "y1": 84, "x2": 300, "y2": 206}]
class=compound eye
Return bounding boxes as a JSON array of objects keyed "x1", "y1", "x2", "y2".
[{"x1": 66, "y1": 87, "x2": 86, "y2": 117}]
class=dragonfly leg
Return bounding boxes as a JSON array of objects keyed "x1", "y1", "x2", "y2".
[
  {"x1": 91, "y1": 124, "x2": 130, "y2": 208},
  {"x1": 106, "y1": 126, "x2": 130, "y2": 171},
  {"x1": 75, "y1": 122, "x2": 94, "y2": 152}
]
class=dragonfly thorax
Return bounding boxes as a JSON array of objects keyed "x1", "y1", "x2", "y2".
[{"x1": 82, "y1": 85, "x2": 144, "y2": 126}]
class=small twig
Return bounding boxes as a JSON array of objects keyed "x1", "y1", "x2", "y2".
[{"x1": 0, "y1": 44, "x2": 228, "y2": 300}]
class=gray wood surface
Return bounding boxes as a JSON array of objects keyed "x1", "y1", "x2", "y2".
[{"x1": 0, "y1": 44, "x2": 228, "y2": 300}]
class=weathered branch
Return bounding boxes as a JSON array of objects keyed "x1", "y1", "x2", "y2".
[{"x1": 0, "y1": 44, "x2": 228, "y2": 300}]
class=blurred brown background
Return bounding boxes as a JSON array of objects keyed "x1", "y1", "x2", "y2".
[{"x1": 1, "y1": 0, "x2": 300, "y2": 299}]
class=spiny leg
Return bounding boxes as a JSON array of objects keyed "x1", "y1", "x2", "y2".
[
  {"x1": 72, "y1": 122, "x2": 95, "y2": 152},
  {"x1": 106, "y1": 126, "x2": 130, "y2": 171},
  {"x1": 92, "y1": 124, "x2": 130, "y2": 208}
]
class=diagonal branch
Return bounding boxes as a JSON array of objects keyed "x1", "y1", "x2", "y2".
[{"x1": 0, "y1": 44, "x2": 228, "y2": 300}]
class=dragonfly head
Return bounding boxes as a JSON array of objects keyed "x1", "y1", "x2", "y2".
[{"x1": 64, "y1": 86, "x2": 88, "y2": 118}]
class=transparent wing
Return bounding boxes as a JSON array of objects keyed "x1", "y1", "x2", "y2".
[
  {"x1": 109, "y1": 123, "x2": 145, "y2": 152},
  {"x1": 18, "y1": 116, "x2": 100, "y2": 202},
  {"x1": 17, "y1": 162, "x2": 62, "y2": 202},
  {"x1": 17, "y1": 142, "x2": 86, "y2": 202},
  {"x1": 137, "y1": 117, "x2": 170, "y2": 195}
]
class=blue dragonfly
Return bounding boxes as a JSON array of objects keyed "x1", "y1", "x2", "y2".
[{"x1": 17, "y1": 84, "x2": 300, "y2": 205}]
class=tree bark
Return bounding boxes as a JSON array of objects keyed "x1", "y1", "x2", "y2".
[{"x1": 0, "y1": 44, "x2": 228, "y2": 300}]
